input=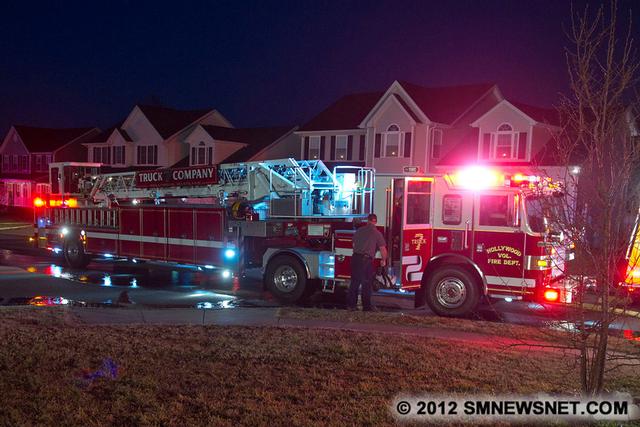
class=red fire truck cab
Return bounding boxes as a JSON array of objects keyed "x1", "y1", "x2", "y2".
[{"x1": 34, "y1": 161, "x2": 573, "y2": 316}]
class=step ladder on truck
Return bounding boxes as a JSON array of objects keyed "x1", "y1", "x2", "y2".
[{"x1": 33, "y1": 160, "x2": 576, "y2": 316}]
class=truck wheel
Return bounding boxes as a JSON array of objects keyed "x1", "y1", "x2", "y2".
[
  {"x1": 425, "y1": 267, "x2": 479, "y2": 317},
  {"x1": 265, "y1": 255, "x2": 309, "y2": 303},
  {"x1": 64, "y1": 238, "x2": 90, "y2": 269}
]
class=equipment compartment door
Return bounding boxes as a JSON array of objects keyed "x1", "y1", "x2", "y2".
[
  {"x1": 167, "y1": 209, "x2": 195, "y2": 263},
  {"x1": 119, "y1": 208, "x2": 141, "y2": 257},
  {"x1": 472, "y1": 192, "x2": 527, "y2": 296},
  {"x1": 194, "y1": 209, "x2": 226, "y2": 266},
  {"x1": 399, "y1": 177, "x2": 433, "y2": 289},
  {"x1": 141, "y1": 208, "x2": 167, "y2": 260}
]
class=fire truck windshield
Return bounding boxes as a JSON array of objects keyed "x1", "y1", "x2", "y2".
[{"x1": 524, "y1": 194, "x2": 564, "y2": 234}]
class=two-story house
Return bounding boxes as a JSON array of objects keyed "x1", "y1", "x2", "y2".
[
  {"x1": 84, "y1": 104, "x2": 232, "y2": 169},
  {"x1": 0, "y1": 125, "x2": 99, "y2": 211},
  {"x1": 297, "y1": 80, "x2": 570, "y2": 220}
]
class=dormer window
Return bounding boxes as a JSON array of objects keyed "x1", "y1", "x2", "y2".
[
  {"x1": 481, "y1": 123, "x2": 527, "y2": 161},
  {"x1": 191, "y1": 141, "x2": 212, "y2": 166},
  {"x1": 385, "y1": 124, "x2": 400, "y2": 157}
]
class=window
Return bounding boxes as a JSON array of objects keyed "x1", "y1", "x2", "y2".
[
  {"x1": 405, "y1": 179, "x2": 431, "y2": 225},
  {"x1": 191, "y1": 142, "x2": 209, "y2": 165},
  {"x1": 442, "y1": 194, "x2": 462, "y2": 225},
  {"x1": 479, "y1": 195, "x2": 513, "y2": 227},
  {"x1": 137, "y1": 145, "x2": 158, "y2": 165},
  {"x1": 431, "y1": 128, "x2": 443, "y2": 159},
  {"x1": 384, "y1": 124, "x2": 401, "y2": 157},
  {"x1": 309, "y1": 136, "x2": 321, "y2": 160},
  {"x1": 208, "y1": 147, "x2": 213, "y2": 165},
  {"x1": 34, "y1": 154, "x2": 50, "y2": 172},
  {"x1": 11, "y1": 155, "x2": 18, "y2": 170},
  {"x1": 2, "y1": 155, "x2": 8, "y2": 172},
  {"x1": 481, "y1": 124, "x2": 527, "y2": 161},
  {"x1": 335, "y1": 136, "x2": 348, "y2": 160},
  {"x1": 19, "y1": 155, "x2": 28, "y2": 171},
  {"x1": 93, "y1": 147, "x2": 111, "y2": 164},
  {"x1": 35, "y1": 184, "x2": 50, "y2": 195},
  {"x1": 113, "y1": 146, "x2": 125, "y2": 164}
]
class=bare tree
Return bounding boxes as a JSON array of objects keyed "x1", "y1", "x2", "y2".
[{"x1": 537, "y1": 0, "x2": 640, "y2": 395}]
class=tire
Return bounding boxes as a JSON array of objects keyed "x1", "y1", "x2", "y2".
[
  {"x1": 424, "y1": 267, "x2": 480, "y2": 317},
  {"x1": 265, "y1": 255, "x2": 309, "y2": 303},
  {"x1": 64, "y1": 238, "x2": 91, "y2": 269}
]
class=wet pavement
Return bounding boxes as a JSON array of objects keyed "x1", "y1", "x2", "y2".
[{"x1": 0, "y1": 232, "x2": 639, "y2": 334}]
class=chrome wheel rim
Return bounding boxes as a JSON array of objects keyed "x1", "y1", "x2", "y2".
[
  {"x1": 435, "y1": 277, "x2": 467, "y2": 308},
  {"x1": 273, "y1": 266, "x2": 298, "y2": 293}
]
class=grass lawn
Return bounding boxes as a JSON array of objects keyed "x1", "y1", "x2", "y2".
[{"x1": 0, "y1": 308, "x2": 638, "y2": 426}]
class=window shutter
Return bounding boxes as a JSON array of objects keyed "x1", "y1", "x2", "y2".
[
  {"x1": 122, "y1": 147, "x2": 125, "y2": 164},
  {"x1": 375, "y1": 133, "x2": 381, "y2": 158},
  {"x1": 330, "y1": 136, "x2": 336, "y2": 160},
  {"x1": 517, "y1": 132, "x2": 527, "y2": 159},
  {"x1": 320, "y1": 136, "x2": 325, "y2": 160},
  {"x1": 404, "y1": 132, "x2": 412, "y2": 158},
  {"x1": 347, "y1": 135, "x2": 353, "y2": 160},
  {"x1": 208, "y1": 147, "x2": 213, "y2": 165},
  {"x1": 359, "y1": 135, "x2": 365, "y2": 160},
  {"x1": 303, "y1": 137, "x2": 309, "y2": 159},
  {"x1": 482, "y1": 133, "x2": 491, "y2": 159}
]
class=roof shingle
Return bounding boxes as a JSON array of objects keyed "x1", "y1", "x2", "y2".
[
  {"x1": 398, "y1": 81, "x2": 496, "y2": 124},
  {"x1": 13, "y1": 126, "x2": 96, "y2": 152},
  {"x1": 298, "y1": 92, "x2": 384, "y2": 131},
  {"x1": 137, "y1": 105, "x2": 213, "y2": 139}
]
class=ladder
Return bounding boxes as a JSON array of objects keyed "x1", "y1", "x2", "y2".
[{"x1": 81, "y1": 158, "x2": 374, "y2": 217}]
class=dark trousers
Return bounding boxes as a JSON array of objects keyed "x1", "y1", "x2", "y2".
[{"x1": 348, "y1": 253, "x2": 374, "y2": 310}]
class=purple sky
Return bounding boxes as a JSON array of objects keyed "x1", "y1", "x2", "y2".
[{"x1": 0, "y1": 0, "x2": 637, "y2": 135}]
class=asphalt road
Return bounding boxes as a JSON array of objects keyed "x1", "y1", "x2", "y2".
[{"x1": 0, "y1": 228, "x2": 638, "y2": 334}]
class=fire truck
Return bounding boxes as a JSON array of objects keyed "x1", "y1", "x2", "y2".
[
  {"x1": 623, "y1": 214, "x2": 640, "y2": 300},
  {"x1": 33, "y1": 160, "x2": 573, "y2": 316}
]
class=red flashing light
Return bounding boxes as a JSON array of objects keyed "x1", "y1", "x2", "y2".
[
  {"x1": 46, "y1": 198, "x2": 78, "y2": 208},
  {"x1": 450, "y1": 167, "x2": 503, "y2": 190},
  {"x1": 543, "y1": 289, "x2": 560, "y2": 302},
  {"x1": 33, "y1": 197, "x2": 45, "y2": 208}
]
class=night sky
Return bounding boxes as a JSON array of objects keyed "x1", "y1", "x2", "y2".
[{"x1": 1, "y1": 0, "x2": 638, "y2": 136}]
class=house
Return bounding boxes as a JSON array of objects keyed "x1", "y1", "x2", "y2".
[
  {"x1": 296, "y1": 80, "x2": 502, "y2": 174},
  {"x1": 83, "y1": 104, "x2": 232, "y2": 169},
  {"x1": 437, "y1": 99, "x2": 563, "y2": 177},
  {"x1": 296, "y1": 80, "x2": 567, "y2": 218},
  {"x1": 0, "y1": 125, "x2": 99, "y2": 210},
  {"x1": 183, "y1": 125, "x2": 298, "y2": 166}
]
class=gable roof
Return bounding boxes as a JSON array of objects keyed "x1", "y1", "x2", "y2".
[
  {"x1": 398, "y1": 81, "x2": 496, "y2": 124},
  {"x1": 84, "y1": 124, "x2": 130, "y2": 144},
  {"x1": 205, "y1": 125, "x2": 295, "y2": 163},
  {"x1": 137, "y1": 104, "x2": 213, "y2": 139},
  {"x1": 13, "y1": 126, "x2": 97, "y2": 152},
  {"x1": 298, "y1": 92, "x2": 384, "y2": 131},
  {"x1": 511, "y1": 102, "x2": 560, "y2": 126}
]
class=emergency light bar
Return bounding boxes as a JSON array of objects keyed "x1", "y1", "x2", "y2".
[
  {"x1": 33, "y1": 197, "x2": 78, "y2": 208},
  {"x1": 446, "y1": 167, "x2": 556, "y2": 191}
]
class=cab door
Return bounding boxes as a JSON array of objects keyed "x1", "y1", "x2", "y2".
[
  {"x1": 431, "y1": 190, "x2": 474, "y2": 261},
  {"x1": 398, "y1": 177, "x2": 433, "y2": 289},
  {"x1": 472, "y1": 192, "x2": 527, "y2": 296}
]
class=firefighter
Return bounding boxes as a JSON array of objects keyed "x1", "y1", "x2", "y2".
[{"x1": 348, "y1": 213, "x2": 388, "y2": 311}]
